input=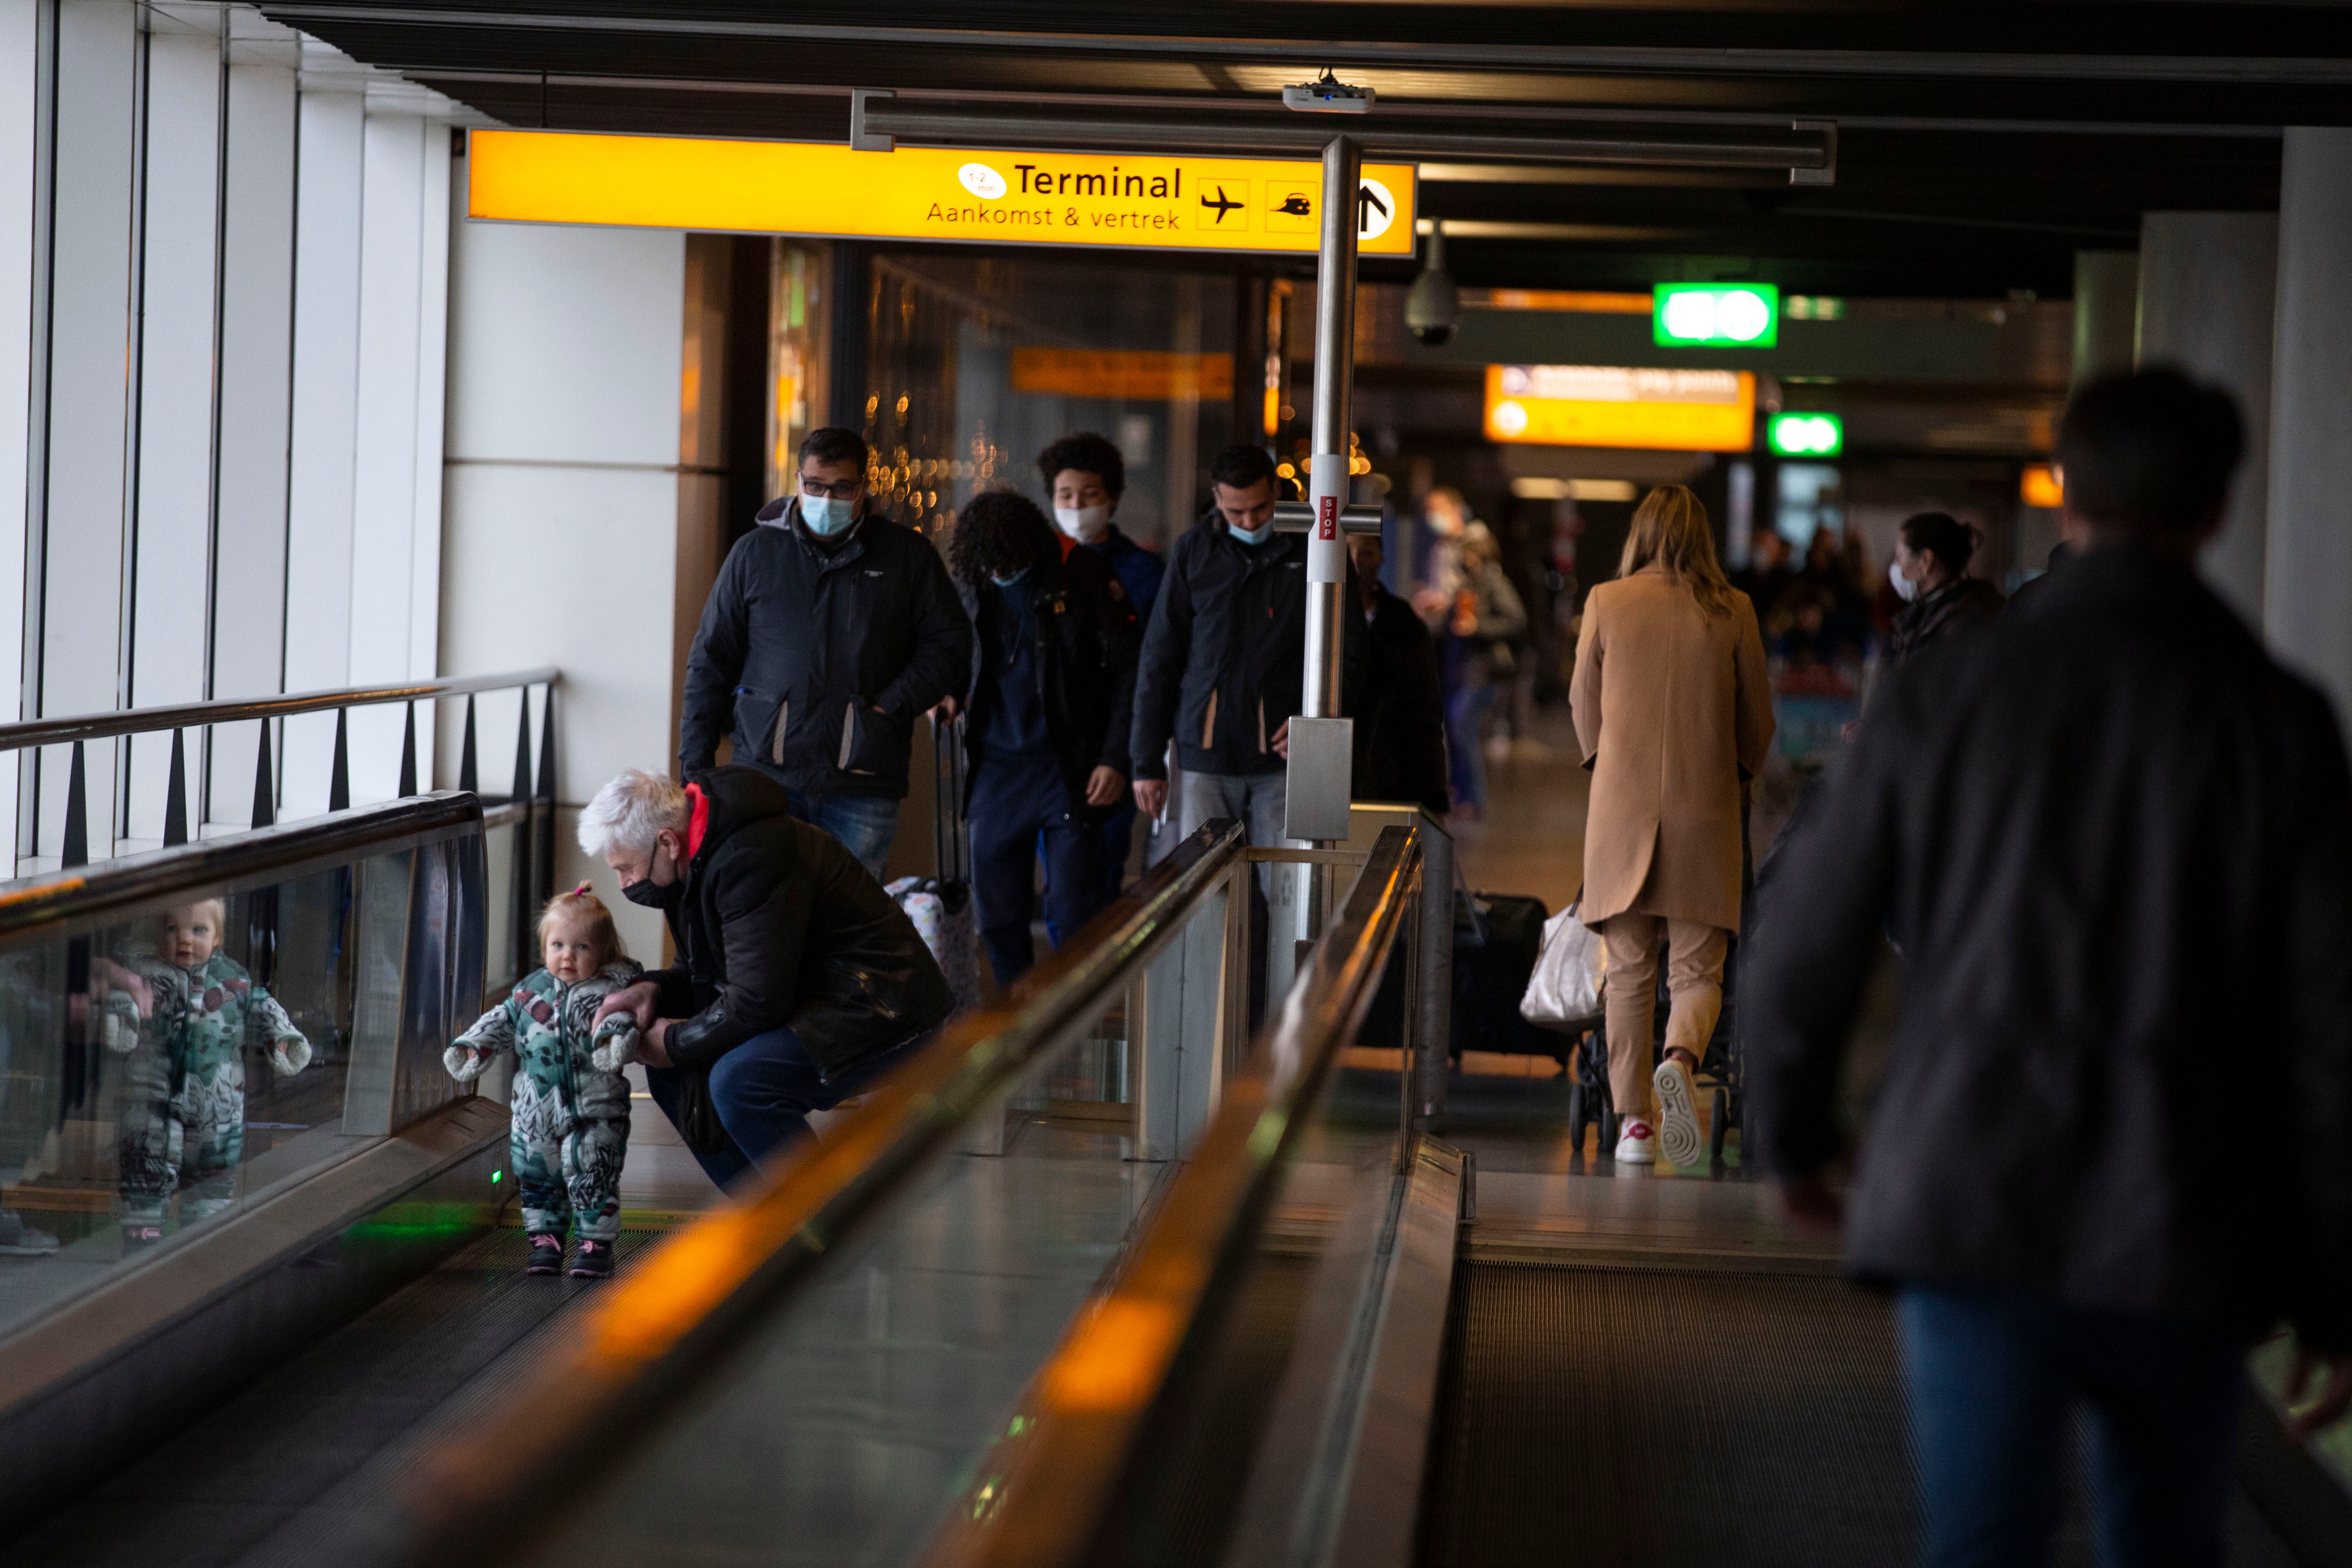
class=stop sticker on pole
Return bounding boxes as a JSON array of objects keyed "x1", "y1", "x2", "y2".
[{"x1": 1307, "y1": 453, "x2": 1348, "y2": 583}]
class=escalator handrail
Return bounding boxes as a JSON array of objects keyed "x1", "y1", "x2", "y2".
[
  {"x1": 0, "y1": 666, "x2": 560, "y2": 752},
  {"x1": 921, "y1": 822, "x2": 1425, "y2": 1568},
  {"x1": 404, "y1": 816, "x2": 1254, "y2": 1567},
  {"x1": 0, "y1": 791, "x2": 485, "y2": 945}
]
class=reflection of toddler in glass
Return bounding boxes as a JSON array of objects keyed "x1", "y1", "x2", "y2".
[
  {"x1": 111, "y1": 899, "x2": 311, "y2": 1242},
  {"x1": 446, "y1": 887, "x2": 641, "y2": 1279}
]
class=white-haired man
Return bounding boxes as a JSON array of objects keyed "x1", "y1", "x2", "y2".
[{"x1": 581, "y1": 764, "x2": 954, "y2": 1186}]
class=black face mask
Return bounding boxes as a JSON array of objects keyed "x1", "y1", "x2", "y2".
[
  {"x1": 620, "y1": 844, "x2": 684, "y2": 909},
  {"x1": 621, "y1": 877, "x2": 679, "y2": 910}
]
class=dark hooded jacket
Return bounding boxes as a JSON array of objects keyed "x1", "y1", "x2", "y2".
[
  {"x1": 680, "y1": 498, "x2": 973, "y2": 801},
  {"x1": 1352, "y1": 584, "x2": 1450, "y2": 817},
  {"x1": 956, "y1": 542, "x2": 1141, "y2": 822},
  {"x1": 1886, "y1": 573, "x2": 2006, "y2": 667},
  {"x1": 652, "y1": 766, "x2": 954, "y2": 1081},
  {"x1": 1747, "y1": 546, "x2": 2352, "y2": 1350}
]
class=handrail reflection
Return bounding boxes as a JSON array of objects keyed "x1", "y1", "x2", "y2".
[
  {"x1": 401, "y1": 817, "x2": 1253, "y2": 1568},
  {"x1": 0, "y1": 793, "x2": 485, "y2": 946},
  {"x1": 918, "y1": 822, "x2": 1422, "y2": 1568}
]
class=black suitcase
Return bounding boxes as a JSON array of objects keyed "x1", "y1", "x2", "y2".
[{"x1": 1449, "y1": 890, "x2": 1559, "y2": 1063}]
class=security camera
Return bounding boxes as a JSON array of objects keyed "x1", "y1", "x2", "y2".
[{"x1": 1406, "y1": 222, "x2": 1460, "y2": 346}]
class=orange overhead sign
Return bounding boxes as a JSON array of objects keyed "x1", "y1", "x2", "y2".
[
  {"x1": 1484, "y1": 364, "x2": 1756, "y2": 452},
  {"x1": 467, "y1": 130, "x2": 1418, "y2": 258},
  {"x1": 1010, "y1": 350, "x2": 1234, "y2": 400}
]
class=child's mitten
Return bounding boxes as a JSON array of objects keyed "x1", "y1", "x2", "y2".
[
  {"x1": 589, "y1": 1015, "x2": 640, "y2": 1074},
  {"x1": 270, "y1": 1034, "x2": 312, "y2": 1076},
  {"x1": 443, "y1": 1043, "x2": 488, "y2": 1083},
  {"x1": 98, "y1": 990, "x2": 142, "y2": 1054}
]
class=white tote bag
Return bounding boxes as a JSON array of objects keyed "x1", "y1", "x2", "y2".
[{"x1": 1521, "y1": 903, "x2": 1607, "y2": 1027}]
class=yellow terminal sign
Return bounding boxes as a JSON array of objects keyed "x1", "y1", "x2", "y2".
[
  {"x1": 1484, "y1": 364, "x2": 1757, "y2": 452},
  {"x1": 467, "y1": 130, "x2": 1417, "y2": 258}
]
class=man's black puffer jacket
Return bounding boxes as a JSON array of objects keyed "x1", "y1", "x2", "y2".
[
  {"x1": 651, "y1": 766, "x2": 954, "y2": 1081},
  {"x1": 679, "y1": 499, "x2": 973, "y2": 800}
]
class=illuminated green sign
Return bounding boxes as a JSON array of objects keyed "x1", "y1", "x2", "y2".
[
  {"x1": 1654, "y1": 282, "x2": 1779, "y2": 348},
  {"x1": 1767, "y1": 411, "x2": 1843, "y2": 457}
]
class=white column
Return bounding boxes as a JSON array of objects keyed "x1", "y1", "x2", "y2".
[
  {"x1": 122, "y1": 20, "x2": 220, "y2": 844},
  {"x1": 440, "y1": 193, "x2": 686, "y2": 959},
  {"x1": 206, "y1": 52, "x2": 298, "y2": 827},
  {"x1": 280, "y1": 85, "x2": 363, "y2": 818},
  {"x1": 2266, "y1": 128, "x2": 2352, "y2": 726},
  {"x1": 2136, "y1": 212, "x2": 2278, "y2": 629},
  {"x1": 34, "y1": 0, "x2": 138, "y2": 862},
  {"x1": 0, "y1": 0, "x2": 38, "y2": 875}
]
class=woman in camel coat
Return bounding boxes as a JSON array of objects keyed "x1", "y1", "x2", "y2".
[{"x1": 1570, "y1": 485, "x2": 1775, "y2": 1166}]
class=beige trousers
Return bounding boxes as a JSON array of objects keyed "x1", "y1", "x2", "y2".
[{"x1": 1599, "y1": 912, "x2": 1730, "y2": 1122}]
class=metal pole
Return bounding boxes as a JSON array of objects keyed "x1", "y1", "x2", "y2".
[{"x1": 1303, "y1": 133, "x2": 1358, "y2": 724}]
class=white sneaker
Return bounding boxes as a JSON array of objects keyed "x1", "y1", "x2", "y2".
[
  {"x1": 1654, "y1": 1055, "x2": 1704, "y2": 1168},
  {"x1": 1614, "y1": 1119, "x2": 1656, "y2": 1164}
]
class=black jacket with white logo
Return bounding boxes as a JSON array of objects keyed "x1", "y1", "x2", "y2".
[
  {"x1": 1130, "y1": 518, "x2": 1370, "y2": 781},
  {"x1": 681, "y1": 498, "x2": 973, "y2": 799}
]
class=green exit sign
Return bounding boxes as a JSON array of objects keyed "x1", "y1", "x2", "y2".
[
  {"x1": 1768, "y1": 411, "x2": 1843, "y2": 457},
  {"x1": 1654, "y1": 283, "x2": 1779, "y2": 348}
]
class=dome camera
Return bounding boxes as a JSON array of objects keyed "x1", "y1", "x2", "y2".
[{"x1": 1406, "y1": 222, "x2": 1460, "y2": 347}]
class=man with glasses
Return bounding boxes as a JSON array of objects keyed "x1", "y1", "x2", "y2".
[{"x1": 681, "y1": 426, "x2": 971, "y2": 879}]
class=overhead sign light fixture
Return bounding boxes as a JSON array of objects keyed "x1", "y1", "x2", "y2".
[
  {"x1": 1654, "y1": 282, "x2": 1779, "y2": 348},
  {"x1": 1767, "y1": 412, "x2": 1843, "y2": 457},
  {"x1": 466, "y1": 131, "x2": 1417, "y2": 258},
  {"x1": 1485, "y1": 365, "x2": 1755, "y2": 452}
]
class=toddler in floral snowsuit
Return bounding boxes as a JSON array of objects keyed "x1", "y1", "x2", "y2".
[
  {"x1": 446, "y1": 886, "x2": 641, "y2": 1278},
  {"x1": 113, "y1": 899, "x2": 311, "y2": 1239}
]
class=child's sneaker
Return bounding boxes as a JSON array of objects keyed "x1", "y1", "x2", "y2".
[
  {"x1": 525, "y1": 1234, "x2": 564, "y2": 1275},
  {"x1": 121, "y1": 1224, "x2": 166, "y2": 1249},
  {"x1": 568, "y1": 1239, "x2": 615, "y2": 1279}
]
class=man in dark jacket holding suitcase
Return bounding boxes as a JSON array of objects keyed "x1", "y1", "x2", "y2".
[
  {"x1": 1129, "y1": 443, "x2": 1370, "y2": 875},
  {"x1": 1748, "y1": 367, "x2": 2352, "y2": 1567},
  {"x1": 680, "y1": 426, "x2": 972, "y2": 880},
  {"x1": 583, "y1": 765, "x2": 955, "y2": 1189}
]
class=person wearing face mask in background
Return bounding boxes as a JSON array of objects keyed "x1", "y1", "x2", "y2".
[
  {"x1": 1037, "y1": 433, "x2": 1165, "y2": 911},
  {"x1": 1884, "y1": 510, "x2": 2006, "y2": 671},
  {"x1": 583, "y1": 766, "x2": 953, "y2": 1190},
  {"x1": 1130, "y1": 442, "x2": 1371, "y2": 896},
  {"x1": 948, "y1": 490, "x2": 1140, "y2": 985},
  {"x1": 680, "y1": 426, "x2": 973, "y2": 881}
]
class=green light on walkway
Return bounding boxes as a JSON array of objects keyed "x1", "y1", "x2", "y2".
[
  {"x1": 1768, "y1": 412, "x2": 1843, "y2": 457},
  {"x1": 1655, "y1": 282, "x2": 1779, "y2": 348}
]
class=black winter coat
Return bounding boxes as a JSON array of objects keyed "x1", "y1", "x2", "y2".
[
  {"x1": 1746, "y1": 546, "x2": 2352, "y2": 1350},
  {"x1": 1886, "y1": 574, "x2": 2006, "y2": 668},
  {"x1": 681, "y1": 499, "x2": 973, "y2": 799},
  {"x1": 1352, "y1": 586, "x2": 1450, "y2": 818},
  {"x1": 956, "y1": 544, "x2": 1141, "y2": 821},
  {"x1": 655, "y1": 766, "x2": 955, "y2": 1081},
  {"x1": 1130, "y1": 519, "x2": 1371, "y2": 781}
]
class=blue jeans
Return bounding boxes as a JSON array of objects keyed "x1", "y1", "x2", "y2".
[
  {"x1": 1445, "y1": 682, "x2": 1495, "y2": 813},
  {"x1": 1043, "y1": 801, "x2": 1137, "y2": 948},
  {"x1": 782, "y1": 789, "x2": 899, "y2": 881},
  {"x1": 970, "y1": 752, "x2": 1105, "y2": 985},
  {"x1": 1898, "y1": 1285, "x2": 2246, "y2": 1568},
  {"x1": 644, "y1": 1025, "x2": 912, "y2": 1191}
]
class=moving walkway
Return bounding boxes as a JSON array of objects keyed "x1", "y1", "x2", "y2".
[{"x1": 4, "y1": 787, "x2": 2349, "y2": 1567}]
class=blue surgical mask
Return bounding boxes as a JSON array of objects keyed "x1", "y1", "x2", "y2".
[
  {"x1": 990, "y1": 565, "x2": 1032, "y2": 587},
  {"x1": 800, "y1": 495, "x2": 857, "y2": 536},
  {"x1": 1228, "y1": 519, "x2": 1276, "y2": 546}
]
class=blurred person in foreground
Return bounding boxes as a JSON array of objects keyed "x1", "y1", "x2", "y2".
[
  {"x1": 1572, "y1": 485, "x2": 1774, "y2": 1166},
  {"x1": 1747, "y1": 366, "x2": 2352, "y2": 1568},
  {"x1": 1347, "y1": 529, "x2": 1450, "y2": 817}
]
